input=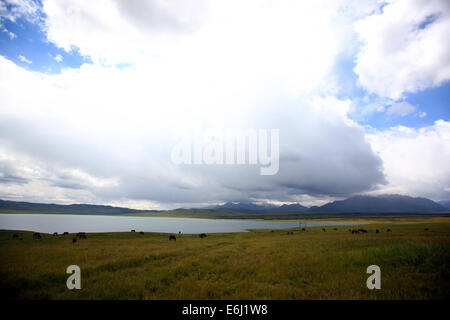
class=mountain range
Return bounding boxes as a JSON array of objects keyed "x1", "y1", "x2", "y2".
[
  {"x1": 0, "y1": 199, "x2": 157, "y2": 215},
  {"x1": 206, "y1": 195, "x2": 447, "y2": 213},
  {"x1": 0, "y1": 194, "x2": 448, "y2": 215}
]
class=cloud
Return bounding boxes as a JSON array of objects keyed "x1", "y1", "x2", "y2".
[
  {"x1": 54, "y1": 54, "x2": 62, "y2": 62},
  {"x1": 2, "y1": 0, "x2": 448, "y2": 209},
  {"x1": 18, "y1": 55, "x2": 31, "y2": 64},
  {"x1": 367, "y1": 120, "x2": 450, "y2": 200},
  {"x1": 0, "y1": 0, "x2": 41, "y2": 23},
  {"x1": 418, "y1": 111, "x2": 427, "y2": 118},
  {"x1": 354, "y1": 0, "x2": 450, "y2": 99},
  {"x1": 0, "y1": 49, "x2": 386, "y2": 208},
  {"x1": 387, "y1": 101, "x2": 416, "y2": 116}
]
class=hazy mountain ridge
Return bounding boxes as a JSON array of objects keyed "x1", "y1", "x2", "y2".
[
  {"x1": 207, "y1": 195, "x2": 447, "y2": 213},
  {"x1": 438, "y1": 201, "x2": 450, "y2": 210},
  {"x1": 308, "y1": 195, "x2": 447, "y2": 213},
  {"x1": 1, "y1": 194, "x2": 448, "y2": 215},
  {"x1": 0, "y1": 199, "x2": 158, "y2": 215}
]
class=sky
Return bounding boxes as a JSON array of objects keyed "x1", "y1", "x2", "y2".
[{"x1": 0, "y1": 0, "x2": 449, "y2": 209}]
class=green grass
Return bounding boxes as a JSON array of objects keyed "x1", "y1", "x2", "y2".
[{"x1": 1, "y1": 217, "x2": 449, "y2": 299}]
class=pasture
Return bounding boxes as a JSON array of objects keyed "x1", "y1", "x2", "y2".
[{"x1": 0, "y1": 217, "x2": 449, "y2": 299}]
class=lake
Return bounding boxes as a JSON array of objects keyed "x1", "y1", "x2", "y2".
[{"x1": 0, "y1": 214, "x2": 365, "y2": 234}]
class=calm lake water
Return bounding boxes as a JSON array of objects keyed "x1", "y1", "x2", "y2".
[{"x1": 0, "y1": 214, "x2": 365, "y2": 234}]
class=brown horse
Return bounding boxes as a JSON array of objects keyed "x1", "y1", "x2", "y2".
[
  {"x1": 33, "y1": 232, "x2": 42, "y2": 239},
  {"x1": 76, "y1": 232, "x2": 87, "y2": 239},
  {"x1": 169, "y1": 235, "x2": 176, "y2": 241},
  {"x1": 199, "y1": 233, "x2": 207, "y2": 238}
]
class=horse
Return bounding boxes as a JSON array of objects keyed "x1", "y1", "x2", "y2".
[
  {"x1": 77, "y1": 232, "x2": 87, "y2": 239},
  {"x1": 199, "y1": 233, "x2": 207, "y2": 238},
  {"x1": 169, "y1": 235, "x2": 176, "y2": 241}
]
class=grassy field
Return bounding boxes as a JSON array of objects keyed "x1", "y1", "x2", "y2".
[{"x1": 0, "y1": 217, "x2": 449, "y2": 300}]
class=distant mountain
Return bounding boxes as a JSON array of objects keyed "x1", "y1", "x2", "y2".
[
  {"x1": 206, "y1": 201, "x2": 307, "y2": 213},
  {"x1": 438, "y1": 201, "x2": 450, "y2": 210},
  {"x1": 277, "y1": 203, "x2": 309, "y2": 212},
  {"x1": 307, "y1": 195, "x2": 446, "y2": 213},
  {"x1": 0, "y1": 199, "x2": 159, "y2": 215}
]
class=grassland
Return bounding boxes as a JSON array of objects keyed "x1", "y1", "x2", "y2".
[{"x1": 0, "y1": 217, "x2": 449, "y2": 300}]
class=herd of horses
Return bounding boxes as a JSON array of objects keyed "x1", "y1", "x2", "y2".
[{"x1": 12, "y1": 226, "x2": 432, "y2": 242}]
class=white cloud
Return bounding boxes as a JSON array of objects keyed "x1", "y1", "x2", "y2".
[
  {"x1": 3, "y1": 0, "x2": 449, "y2": 208},
  {"x1": 367, "y1": 120, "x2": 450, "y2": 200},
  {"x1": 0, "y1": 48, "x2": 385, "y2": 207},
  {"x1": 54, "y1": 54, "x2": 62, "y2": 62},
  {"x1": 354, "y1": 0, "x2": 450, "y2": 100},
  {"x1": 18, "y1": 54, "x2": 31, "y2": 64},
  {"x1": 387, "y1": 101, "x2": 416, "y2": 116},
  {"x1": 418, "y1": 111, "x2": 427, "y2": 118},
  {"x1": 0, "y1": 0, "x2": 41, "y2": 23}
]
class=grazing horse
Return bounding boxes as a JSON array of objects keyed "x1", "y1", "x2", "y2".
[
  {"x1": 376, "y1": 229, "x2": 380, "y2": 234},
  {"x1": 387, "y1": 228, "x2": 391, "y2": 232},
  {"x1": 199, "y1": 233, "x2": 207, "y2": 238},
  {"x1": 302, "y1": 228, "x2": 306, "y2": 231},
  {"x1": 77, "y1": 232, "x2": 87, "y2": 239},
  {"x1": 131, "y1": 230, "x2": 135, "y2": 232},
  {"x1": 33, "y1": 232, "x2": 42, "y2": 239},
  {"x1": 322, "y1": 228, "x2": 326, "y2": 232},
  {"x1": 424, "y1": 228, "x2": 429, "y2": 231},
  {"x1": 169, "y1": 235, "x2": 176, "y2": 241},
  {"x1": 333, "y1": 228, "x2": 338, "y2": 231},
  {"x1": 348, "y1": 229, "x2": 352, "y2": 233},
  {"x1": 352, "y1": 229, "x2": 360, "y2": 234},
  {"x1": 53, "y1": 232, "x2": 58, "y2": 236},
  {"x1": 358, "y1": 229, "x2": 368, "y2": 233},
  {"x1": 63, "y1": 232, "x2": 69, "y2": 235},
  {"x1": 13, "y1": 234, "x2": 19, "y2": 239},
  {"x1": 72, "y1": 238, "x2": 77, "y2": 243},
  {"x1": 139, "y1": 231, "x2": 144, "y2": 235}
]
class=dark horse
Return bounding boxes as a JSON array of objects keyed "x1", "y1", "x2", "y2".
[
  {"x1": 169, "y1": 235, "x2": 176, "y2": 241},
  {"x1": 76, "y1": 232, "x2": 87, "y2": 239},
  {"x1": 199, "y1": 233, "x2": 207, "y2": 238}
]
